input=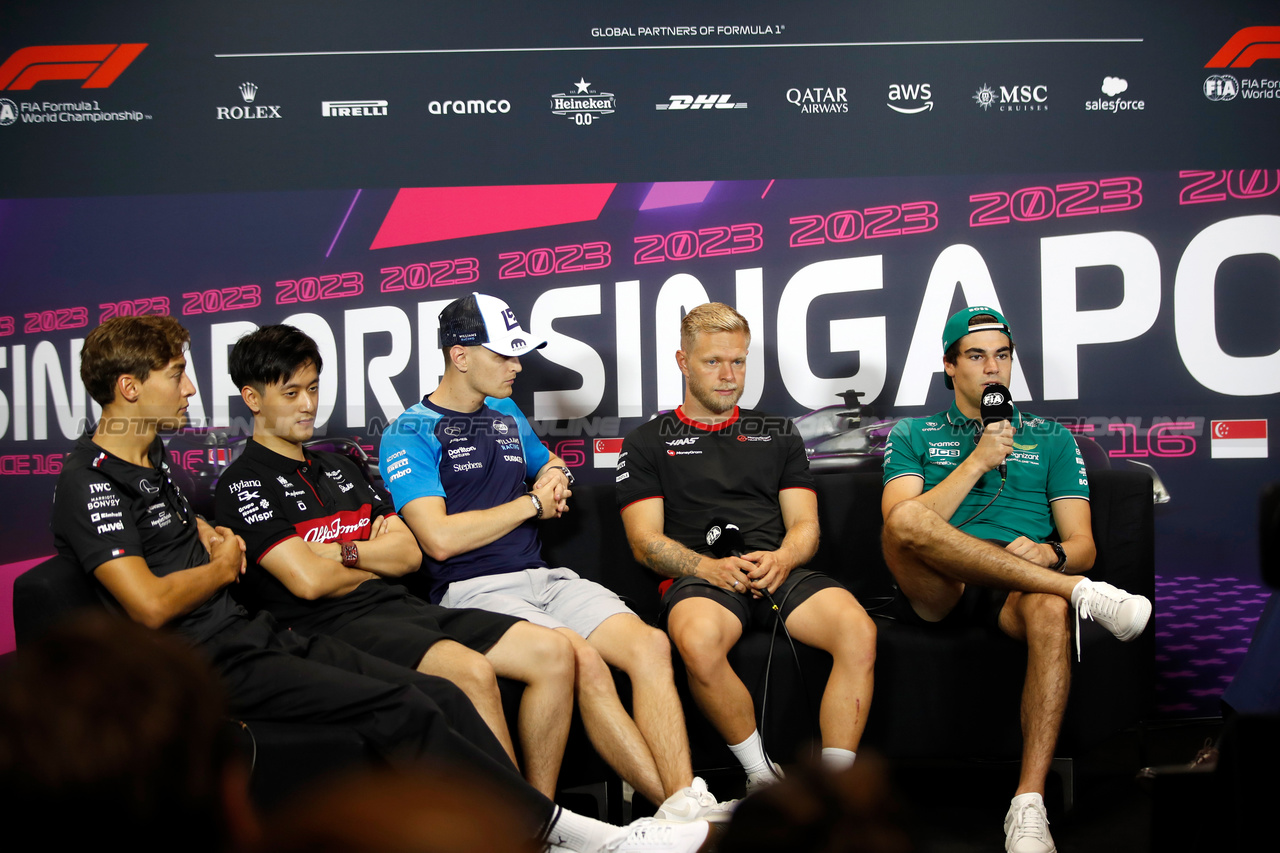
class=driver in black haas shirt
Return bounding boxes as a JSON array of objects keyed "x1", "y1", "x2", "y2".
[
  {"x1": 216, "y1": 324, "x2": 578, "y2": 798},
  {"x1": 617, "y1": 302, "x2": 877, "y2": 793}
]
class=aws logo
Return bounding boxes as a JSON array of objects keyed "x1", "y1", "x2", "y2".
[
  {"x1": 886, "y1": 83, "x2": 933, "y2": 114},
  {"x1": 0, "y1": 44, "x2": 147, "y2": 90}
]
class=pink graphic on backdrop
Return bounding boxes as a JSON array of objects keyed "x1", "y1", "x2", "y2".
[
  {"x1": 639, "y1": 181, "x2": 716, "y2": 210},
  {"x1": 370, "y1": 184, "x2": 616, "y2": 249},
  {"x1": 1, "y1": 554, "x2": 52, "y2": 654}
]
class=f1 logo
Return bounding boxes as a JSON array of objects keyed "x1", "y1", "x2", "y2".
[
  {"x1": 1205, "y1": 27, "x2": 1280, "y2": 68},
  {"x1": 0, "y1": 44, "x2": 147, "y2": 91}
]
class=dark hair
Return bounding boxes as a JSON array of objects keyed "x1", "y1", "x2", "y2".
[
  {"x1": 438, "y1": 294, "x2": 486, "y2": 363},
  {"x1": 80, "y1": 316, "x2": 191, "y2": 406},
  {"x1": 229, "y1": 324, "x2": 323, "y2": 392},
  {"x1": 0, "y1": 613, "x2": 237, "y2": 853},
  {"x1": 943, "y1": 313, "x2": 1015, "y2": 364}
]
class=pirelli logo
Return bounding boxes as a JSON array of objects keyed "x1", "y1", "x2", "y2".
[{"x1": 0, "y1": 44, "x2": 148, "y2": 90}]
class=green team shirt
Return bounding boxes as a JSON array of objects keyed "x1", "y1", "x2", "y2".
[{"x1": 882, "y1": 401, "x2": 1089, "y2": 543}]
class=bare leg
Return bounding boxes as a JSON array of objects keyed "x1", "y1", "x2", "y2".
[
  {"x1": 484, "y1": 622, "x2": 575, "y2": 798},
  {"x1": 588, "y1": 613, "x2": 695, "y2": 800},
  {"x1": 666, "y1": 597, "x2": 755, "y2": 745},
  {"x1": 419, "y1": 639, "x2": 518, "y2": 769},
  {"x1": 556, "y1": 626, "x2": 666, "y2": 804},
  {"x1": 781, "y1": 587, "x2": 876, "y2": 750},
  {"x1": 999, "y1": 591, "x2": 1072, "y2": 796},
  {"x1": 882, "y1": 500, "x2": 1080, "y2": 621}
]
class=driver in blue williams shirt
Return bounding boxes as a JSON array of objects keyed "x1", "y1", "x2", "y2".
[{"x1": 380, "y1": 292, "x2": 732, "y2": 824}]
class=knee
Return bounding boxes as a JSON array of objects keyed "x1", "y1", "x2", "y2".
[
  {"x1": 621, "y1": 624, "x2": 675, "y2": 680},
  {"x1": 446, "y1": 650, "x2": 501, "y2": 697},
  {"x1": 1021, "y1": 594, "x2": 1071, "y2": 644},
  {"x1": 528, "y1": 628, "x2": 576, "y2": 684},
  {"x1": 669, "y1": 618, "x2": 731, "y2": 677},
  {"x1": 882, "y1": 499, "x2": 931, "y2": 552},
  {"x1": 573, "y1": 642, "x2": 613, "y2": 689},
  {"x1": 827, "y1": 606, "x2": 878, "y2": 670}
]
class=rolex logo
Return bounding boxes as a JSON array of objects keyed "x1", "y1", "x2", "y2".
[{"x1": 239, "y1": 82, "x2": 258, "y2": 103}]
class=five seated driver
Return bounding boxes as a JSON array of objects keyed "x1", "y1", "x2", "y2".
[
  {"x1": 618, "y1": 302, "x2": 876, "y2": 791},
  {"x1": 379, "y1": 292, "x2": 731, "y2": 822}
]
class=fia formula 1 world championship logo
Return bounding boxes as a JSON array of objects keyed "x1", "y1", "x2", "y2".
[{"x1": 0, "y1": 44, "x2": 147, "y2": 90}]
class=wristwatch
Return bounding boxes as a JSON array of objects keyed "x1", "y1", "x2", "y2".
[
  {"x1": 341, "y1": 542, "x2": 359, "y2": 568},
  {"x1": 552, "y1": 465, "x2": 575, "y2": 486},
  {"x1": 1048, "y1": 541, "x2": 1067, "y2": 572}
]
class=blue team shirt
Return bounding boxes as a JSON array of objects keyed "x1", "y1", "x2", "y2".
[{"x1": 380, "y1": 395, "x2": 550, "y2": 602}]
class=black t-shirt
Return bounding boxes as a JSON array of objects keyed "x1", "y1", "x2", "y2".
[
  {"x1": 51, "y1": 433, "x2": 246, "y2": 644},
  {"x1": 616, "y1": 407, "x2": 815, "y2": 587},
  {"x1": 215, "y1": 440, "x2": 407, "y2": 633}
]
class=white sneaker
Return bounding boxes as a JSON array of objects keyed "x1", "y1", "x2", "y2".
[
  {"x1": 745, "y1": 760, "x2": 785, "y2": 795},
  {"x1": 1071, "y1": 577, "x2": 1152, "y2": 648},
  {"x1": 654, "y1": 776, "x2": 735, "y2": 823},
  {"x1": 602, "y1": 817, "x2": 710, "y2": 852},
  {"x1": 1004, "y1": 793, "x2": 1055, "y2": 853}
]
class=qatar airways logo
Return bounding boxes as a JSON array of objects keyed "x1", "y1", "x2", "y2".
[
  {"x1": 785, "y1": 86, "x2": 847, "y2": 114},
  {"x1": 301, "y1": 514, "x2": 371, "y2": 543}
]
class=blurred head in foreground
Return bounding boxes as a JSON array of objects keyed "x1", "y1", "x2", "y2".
[
  {"x1": 718, "y1": 755, "x2": 913, "y2": 853},
  {"x1": 0, "y1": 612, "x2": 255, "y2": 852},
  {"x1": 258, "y1": 765, "x2": 539, "y2": 853}
]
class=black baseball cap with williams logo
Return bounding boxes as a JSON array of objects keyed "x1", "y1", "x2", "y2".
[{"x1": 437, "y1": 292, "x2": 547, "y2": 357}]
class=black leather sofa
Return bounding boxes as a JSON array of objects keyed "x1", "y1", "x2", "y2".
[{"x1": 540, "y1": 467, "x2": 1156, "y2": 804}]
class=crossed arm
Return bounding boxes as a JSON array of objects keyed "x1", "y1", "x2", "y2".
[
  {"x1": 257, "y1": 515, "x2": 422, "y2": 601},
  {"x1": 620, "y1": 489, "x2": 820, "y2": 596},
  {"x1": 92, "y1": 517, "x2": 246, "y2": 629},
  {"x1": 400, "y1": 454, "x2": 573, "y2": 562}
]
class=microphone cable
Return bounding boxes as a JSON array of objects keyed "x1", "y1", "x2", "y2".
[{"x1": 756, "y1": 573, "x2": 821, "y2": 767}]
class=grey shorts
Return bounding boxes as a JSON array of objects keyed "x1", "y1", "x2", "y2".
[{"x1": 439, "y1": 567, "x2": 634, "y2": 639}]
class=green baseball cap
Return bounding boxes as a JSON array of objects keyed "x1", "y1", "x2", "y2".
[{"x1": 942, "y1": 306, "x2": 1013, "y2": 389}]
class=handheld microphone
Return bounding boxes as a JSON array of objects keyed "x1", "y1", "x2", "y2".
[
  {"x1": 705, "y1": 519, "x2": 780, "y2": 610},
  {"x1": 980, "y1": 383, "x2": 1013, "y2": 480},
  {"x1": 705, "y1": 518, "x2": 747, "y2": 559}
]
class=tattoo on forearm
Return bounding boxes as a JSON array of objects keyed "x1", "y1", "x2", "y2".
[{"x1": 641, "y1": 537, "x2": 702, "y2": 578}]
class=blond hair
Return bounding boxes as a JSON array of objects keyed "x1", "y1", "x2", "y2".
[{"x1": 680, "y1": 302, "x2": 750, "y2": 351}]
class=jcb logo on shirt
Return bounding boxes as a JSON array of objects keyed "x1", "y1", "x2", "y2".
[{"x1": 929, "y1": 447, "x2": 959, "y2": 458}]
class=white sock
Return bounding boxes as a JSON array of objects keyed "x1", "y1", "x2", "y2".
[
  {"x1": 729, "y1": 730, "x2": 771, "y2": 776},
  {"x1": 547, "y1": 807, "x2": 617, "y2": 853},
  {"x1": 821, "y1": 747, "x2": 856, "y2": 771}
]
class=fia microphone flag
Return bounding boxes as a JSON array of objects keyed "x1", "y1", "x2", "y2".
[{"x1": 1210, "y1": 419, "x2": 1268, "y2": 459}]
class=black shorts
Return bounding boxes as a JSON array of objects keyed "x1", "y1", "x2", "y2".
[
  {"x1": 893, "y1": 583, "x2": 1010, "y2": 634},
  {"x1": 659, "y1": 568, "x2": 844, "y2": 633},
  {"x1": 328, "y1": 597, "x2": 523, "y2": 669}
]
